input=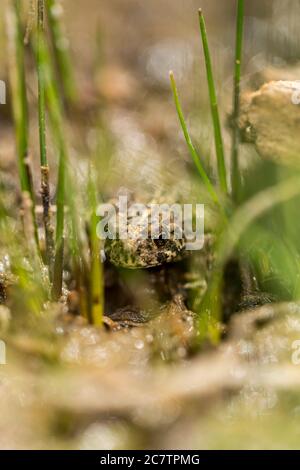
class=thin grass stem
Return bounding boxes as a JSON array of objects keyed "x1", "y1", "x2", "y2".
[
  {"x1": 88, "y1": 167, "x2": 104, "y2": 326},
  {"x1": 197, "y1": 175, "x2": 300, "y2": 345},
  {"x1": 24, "y1": 0, "x2": 36, "y2": 45},
  {"x1": 7, "y1": 0, "x2": 39, "y2": 246},
  {"x1": 34, "y1": 11, "x2": 68, "y2": 298},
  {"x1": 37, "y1": 0, "x2": 47, "y2": 168},
  {"x1": 37, "y1": 0, "x2": 55, "y2": 271},
  {"x1": 51, "y1": 237, "x2": 64, "y2": 300},
  {"x1": 46, "y1": 0, "x2": 77, "y2": 105},
  {"x1": 198, "y1": 9, "x2": 228, "y2": 195},
  {"x1": 231, "y1": 0, "x2": 245, "y2": 202},
  {"x1": 169, "y1": 71, "x2": 220, "y2": 207}
]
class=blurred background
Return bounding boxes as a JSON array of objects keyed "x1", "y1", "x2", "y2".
[{"x1": 1, "y1": 0, "x2": 300, "y2": 194}]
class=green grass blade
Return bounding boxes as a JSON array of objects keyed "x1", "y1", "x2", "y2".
[
  {"x1": 231, "y1": 0, "x2": 245, "y2": 202},
  {"x1": 46, "y1": 0, "x2": 77, "y2": 105},
  {"x1": 51, "y1": 147, "x2": 66, "y2": 299},
  {"x1": 169, "y1": 71, "x2": 220, "y2": 207},
  {"x1": 196, "y1": 175, "x2": 300, "y2": 346},
  {"x1": 88, "y1": 166, "x2": 104, "y2": 326},
  {"x1": 37, "y1": 0, "x2": 47, "y2": 168},
  {"x1": 12, "y1": 0, "x2": 29, "y2": 194},
  {"x1": 198, "y1": 9, "x2": 228, "y2": 195},
  {"x1": 37, "y1": 0, "x2": 55, "y2": 270},
  {"x1": 218, "y1": 176, "x2": 300, "y2": 269},
  {"x1": 34, "y1": 13, "x2": 68, "y2": 297},
  {"x1": 7, "y1": 0, "x2": 39, "y2": 246},
  {"x1": 195, "y1": 270, "x2": 223, "y2": 346},
  {"x1": 40, "y1": 52, "x2": 66, "y2": 245}
]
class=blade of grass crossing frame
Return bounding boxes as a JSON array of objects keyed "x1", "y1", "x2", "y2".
[
  {"x1": 34, "y1": 9, "x2": 67, "y2": 298},
  {"x1": 37, "y1": 0, "x2": 55, "y2": 271},
  {"x1": 88, "y1": 166, "x2": 104, "y2": 326},
  {"x1": 37, "y1": 0, "x2": 47, "y2": 168},
  {"x1": 46, "y1": 0, "x2": 77, "y2": 105},
  {"x1": 12, "y1": 0, "x2": 30, "y2": 194},
  {"x1": 196, "y1": 175, "x2": 300, "y2": 346},
  {"x1": 7, "y1": 0, "x2": 39, "y2": 247},
  {"x1": 169, "y1": 71, "x2": 220, "y2": 207},
  {"x1": 198, "y1": 9, "x2": 228, "y2": 195},
  {"x1": 231, "y1": 0, "x2": 245, "y2": 202}
]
